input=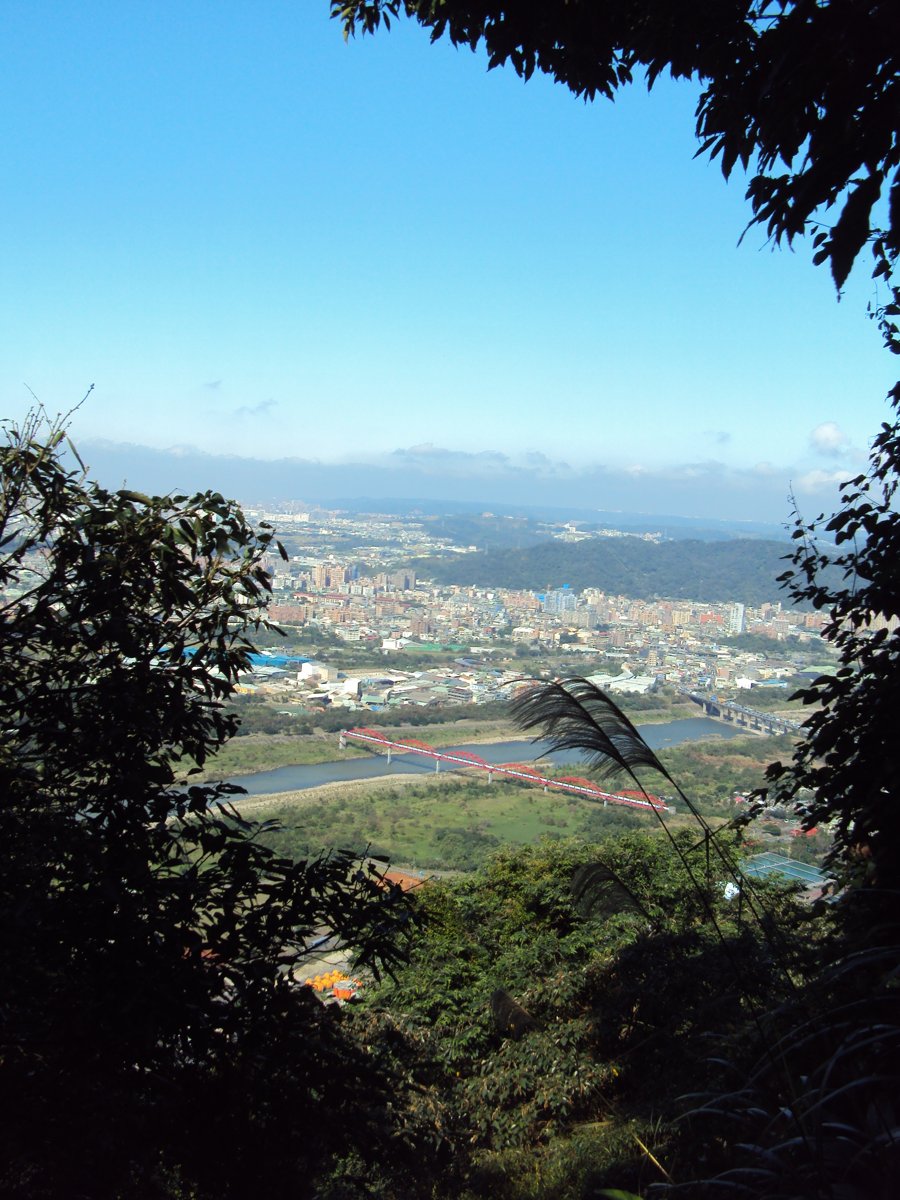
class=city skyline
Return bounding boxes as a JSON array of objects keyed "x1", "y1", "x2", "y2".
[{"x1": 2, "y1": 4, "x2": 893, "y2": 523}]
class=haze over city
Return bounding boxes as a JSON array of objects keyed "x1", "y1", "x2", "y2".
[{"x1": 1, "y1": 3, "x2": 893, "y2": 521}]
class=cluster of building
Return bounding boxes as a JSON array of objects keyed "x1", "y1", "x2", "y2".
[
  {"x1": 3, "y1": 505, "x2": 859, "y2": 717},
  {"x1": 231, "y1": 545, "x2": 842, "y2": 711},
  {"x1": 242, "y1": 655, "x2": 519, "y2": 712}
]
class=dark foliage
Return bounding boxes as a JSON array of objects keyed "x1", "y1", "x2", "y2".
[
  {"x1": 570, "y1": 860, "x2": 649, "y2": 920},
  {"x1": 490, "y1": 988, "x2": 537, "y2": 1039},
  {"x1": 0, "y1": 414, "x2": 418, "y2": 1198},
  {"x1": 669, "y1": 938, "x2": 900, "y2": 1200},
  {"x1": 355, "y1": 837, "x2": 810, "y2": 1196}
]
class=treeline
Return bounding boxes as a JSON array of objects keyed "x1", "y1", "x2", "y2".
[
  {"x1": 228, "y1": 691, "x2": 683, "y2": 738},
  {"x1": 723, "y1": 631, "x2": 806, "y2": 654},
  {"x1": 228, "y1": 695, "x2": 513, "y2": 737},
  {"x1": 420, "y1": 512, "x2": 546, "y2": 550},
  {"x1": 413, "y1": 537, "x2": 818, "y2": 606}
]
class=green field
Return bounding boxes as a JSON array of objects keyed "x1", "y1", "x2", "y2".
[{"x1": 248, "y1": 775, "x2": 664, "y2": 871}]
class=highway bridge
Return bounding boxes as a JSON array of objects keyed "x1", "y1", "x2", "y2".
[
  {"x1": 679, "y1": 689, "x2": 802, "y2": 736},
  {"x1": 339, "y1": 728, "x2": 669, "y2": 813}
]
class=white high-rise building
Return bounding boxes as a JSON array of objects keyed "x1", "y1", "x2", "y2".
[{"x1": 728, "y1": 602, "x2": 746, "y2": 635}]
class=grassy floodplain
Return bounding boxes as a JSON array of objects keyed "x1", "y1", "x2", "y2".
[
  {"x1": 239, "y1": 773, "x2": 668, "y2": 871},
  {"x1": 188, "y1": 732, "x2": 367, "y2": 779},
  {"x1": 236, "y1": 729, "x2": 791, "y2": 872},
  {"x1": 186, "y1": 718, "x2": 520, "y2": 781}
]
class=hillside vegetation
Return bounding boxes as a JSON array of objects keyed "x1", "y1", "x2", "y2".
[
  {"x1": 345, "y1": 836, "x2": 814, "y2": 1199},
  {"x1": 413, "y1": 537, "x2": 810, "y2": 605}
]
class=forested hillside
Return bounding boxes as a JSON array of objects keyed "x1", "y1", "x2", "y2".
[{"x1": 414, "y1": 536, "x2": 803, "y2": 605}]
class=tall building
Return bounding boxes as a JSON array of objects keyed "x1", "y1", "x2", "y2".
[
  {"x1": 375, "y1": 569, "x2": 416, "y2": 591},
  {"x1": 728, "y1": 603, "x2": 746, "y2": 635},
  {"x1": 542, "y1": 586, "x2": 577, "y2": 616},
  {"x1": 312, "y1": 561, "x2": 348, "y2": 591},
  {"x1": 312, "y1": 562, "x2": 330, "y2": 591}
]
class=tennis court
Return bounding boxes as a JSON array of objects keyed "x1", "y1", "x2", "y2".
[{"x1": 744, "y1": 852, "x2": 831, "y2": 887}]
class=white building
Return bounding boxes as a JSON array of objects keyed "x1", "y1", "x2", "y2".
[{"x1": 728, "y1": 603, "x2": 746, "y2": 635}]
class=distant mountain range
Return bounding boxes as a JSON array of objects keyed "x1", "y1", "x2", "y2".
[
  {"x1": 332, "y1": 498, "x2": 789, "y2": 544},
  {"x1": 74, "y1": 439, "x2": 794, "y2": 536}
]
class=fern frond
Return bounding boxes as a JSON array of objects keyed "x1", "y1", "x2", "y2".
[{"x1": 510, "y1": 676, "x2": 674, "y2": 786}]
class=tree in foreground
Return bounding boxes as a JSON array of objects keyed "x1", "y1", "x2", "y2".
[
  {"x1": 684, "y1": 393, "x2": 900, "y2": 1200},
  {"x1": 499, "y1": 660, "x2": 898, "y2": 1196},
  {"x1": 0, "y1": 413, "x2": 418, "y2": 1199},
  {"x1": 765, "y1": 389, "x2": 900, "y2": 900}
]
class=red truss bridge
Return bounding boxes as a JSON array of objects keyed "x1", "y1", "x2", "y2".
[{"x1": 339, "y1": 728, "x2": 668, "y2": 813}]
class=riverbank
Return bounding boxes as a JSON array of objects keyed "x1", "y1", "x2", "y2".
[
  {"x1": 217, "y1": 715, "x2": 767, "y2": 804},
  {"x1": 238, "y1": 768, "x2": 685, "y2": 873},
  {"x1": 189, "y1": 701, "x2": 703, "y2": 782},
  {"x1": 232, "y1": 771, "x2": 427, "y2": 818}
]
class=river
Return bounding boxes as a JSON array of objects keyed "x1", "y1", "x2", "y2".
[{"x1": 227, "y1": 716, "x2": 746, "y2": 797}]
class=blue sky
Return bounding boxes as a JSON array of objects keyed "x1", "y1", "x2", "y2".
[{"x1": 1, "y1": 3, "x2": 894, "y2": 523}]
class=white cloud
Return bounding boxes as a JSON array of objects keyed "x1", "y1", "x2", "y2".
[
  {"x1": 74, "y1": 436, "x2": 818, "y2": 524},
  {"x1": 809, "y1": 421, "x2": 851, "y2": 457},
  {"x1": 795, "y1": 467, "x2": 848, "y2": 492}
]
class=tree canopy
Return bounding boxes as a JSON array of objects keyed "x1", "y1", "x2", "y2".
[
  {"x1": 0, "y1": 413, "x2": 416, "y2": 1198},
  {"x1": 352, "y1": 835, "x2": 811, "y2": 1198},
  {"x1": 335, "y1": 0, "x2": 900, "y2": 297}
]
